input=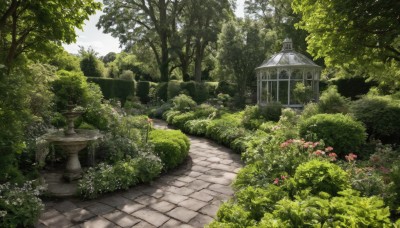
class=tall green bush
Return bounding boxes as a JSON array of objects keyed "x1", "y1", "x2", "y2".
[
  {"x1": 299, "y1": 113, "x2": 366, "y2": 157},
  {"x1": 167, "y1": 80, "x2": 182, "y2": 100},
  {"x1": 318, "y1": 86, "x2": 349, "y2": 114},
  {"x1": 136, "y1": 81, "x2": 151, "y2": 103},
  {"x1": 350, "y1": 95, "x2": 400, "y2": 143}
]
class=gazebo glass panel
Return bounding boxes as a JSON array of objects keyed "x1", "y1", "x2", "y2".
[{"x1": 279, "y1": 81, "x2": 288, "y2": 104}]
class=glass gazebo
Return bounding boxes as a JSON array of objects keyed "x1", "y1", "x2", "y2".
[{"x1": 255, "y1": 38, "x2": 321, "y2": 108}]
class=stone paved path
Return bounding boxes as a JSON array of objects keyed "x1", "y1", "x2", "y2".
[{"x1": 36, "y1": 120, "x2": 242, "y2": 228}]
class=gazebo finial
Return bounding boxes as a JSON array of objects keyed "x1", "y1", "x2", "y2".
[{"x1": 282, "y1": 38, "x2": 293, "y2": 51}]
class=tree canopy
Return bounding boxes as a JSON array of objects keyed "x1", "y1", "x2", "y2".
[{"x1": 0, "y1": 0, "x2": 101, "y2": 69}]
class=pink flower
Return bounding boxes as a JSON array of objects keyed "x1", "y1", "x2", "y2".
[
  {"x1": 328, "y1": 152, "x2": 337, "y2": 161},
  {"x1": 303, "y1": 142, "x2": 310, "y2": 148},
  {"x1": 325, "y1": 146, "x2": 334, "y2": 152},
  {"x1": 281, "y1": 175, "x2": 287, "y2": 180},
  {"x1": 345, "y1": 153, "x2": 357, "y2": 162},
  {"x1": 313, "y1": 142, "x2": 320, "y2": 148},
  {"x1": 280, "y1": 142, "x2": 289, "y2": 148},
  {"x1": 273, "y1": 178, "x2": 279, "y2": 185},
  {"x1": 314, "y1": 150, "x2": 324, "y2": 156}
]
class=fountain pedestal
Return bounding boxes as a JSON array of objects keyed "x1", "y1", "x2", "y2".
[{"x1": 58, "y1": 141, "x2": 88, "y2": 181}]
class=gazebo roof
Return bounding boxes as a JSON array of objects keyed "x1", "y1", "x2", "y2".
[{"x1": 256, "y1": 38, "x2": 321, "y2": 70}]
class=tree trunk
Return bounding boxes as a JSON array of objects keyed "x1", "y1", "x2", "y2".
[
  {"x1": 194, "y1": 40, "x2": 203, "y2": 82},
  {"x1": 159, "y1": 0, "x2": 169, "y2": 82}
]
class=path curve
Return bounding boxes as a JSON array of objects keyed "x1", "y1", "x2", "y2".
[{"x1": 37, "y1": 120, "x2": 242, "y2": 228}]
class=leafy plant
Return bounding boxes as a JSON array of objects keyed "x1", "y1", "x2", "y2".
[
  {"x1": 0, "y1": 181, "x2": 44, "y2": 227},
  {"x1": 171, "y1": 94, "x2": 197, "y2": 112},
  {"x1": 299, "y1": 113, "x2": 366, "y2": 157},
  {"x1": 208, "y1": 202, "x2": 256, "y2": 228},
  {"x1": 317, "y1": 86, "x2": 349, "y2": 114},
  {"x1": 290, "y1": 159, "x2": 350, "y2": 196}
]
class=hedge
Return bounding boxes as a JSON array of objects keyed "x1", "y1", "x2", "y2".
[
  {"x1": 137, "y1": 81, "x2": 151, "y2": 103},
  {"x1": 87, "y1": 77, "x2": 135, "y2": 103}
]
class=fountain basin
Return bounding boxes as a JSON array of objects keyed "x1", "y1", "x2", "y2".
[{"x1": 44, "y1": 129, "x2": 102, "y2": 181}]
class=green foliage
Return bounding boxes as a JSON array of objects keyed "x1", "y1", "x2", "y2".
[
  {"x1": 0, "y1": 181, "x2": 44, "y2": 227},
  {"x1": 180, "y1": 81, "x2": 209, "y2": 103},
  {"x1": 170, "y1": 112, "x2": 197, "y2": 129},
  {"x1": 97, "y1": 135, "x2": 139, "y2": 164},
  {"x1": 120, "y1": 70, "x2": 134, "y2": 81},
  {"x1": 318, "y1": 86, "x2": 349, "y2": 114},
  {"x1": 167, "y1": 80, "x2": 182, "y2": 100},
  {"x1": 299, "y1": 113, "x2": 366, "y2": 157},
  {"x1": 260, "y1": 102, "x2": 282, "y2": 122},
  {"x1": 137, "y1": 81, "x2": 151, "y2": 103},
  {"x1": 350, "y1": 95, "x2": 400, "y2": 143},
  {"x1": 209, "y1": 202, "x2": 256, "y2": 228},
  {"x1": 155, "y1": 82, "x2": 168, "y2": 102},
  {"x1": 300, "y1": 102, "x2": 320, "y2": 120},
  {"x1": 0, "y1": 0, "x2": 101, "y2": 67},
  {"x1": 292, "y1": 0, "x2": 400, "y2": 91},
  {"x1": 149, "y1": 130, "x2": 190, "y2": 170},
  {"x1": 388, "y1": 161, "x2": 400, "y2": 209},
  {"x1": 215, "y1": 81, "x2": 236, "y2": 97},
  {"x1": 262, "y1": 190, "x2": 391, "y2": 227},
  {"x1": 334, "y1": 76, "x2": 377, "y2": 100},
  {"x1": 79, "y1": 47, "x2": 105, "y2": 77},
  {"x1": 183, "y1": 119, "x2": 211, "y2": 136},
  {"x1": 51, "y1": 70, "x2": 89, "y2": 110},
  {"x1": 194, "y1": 104, "x2": 217, "y2": 119},
  {"x1": 293, "y1": 82, "x2": 313, "y2": 104},
  {"x1": 290, "y1": 159, "x2": 350, "y2": 196},
  {"x1": 235, "y1": 185, "x2": 288, "y2": 221},
  {"x1": 87, "y1": 77, "x2": 135, "y2": 104},
  {"x1": 205, "y1": 113, "x2": 242, "y2": 144},
  {"x1": 242, "y1": 105, "x2": 266, "y2": 130},
  {"x1": 171, "y1": 94, "x2": 197, "y2": 112},
  {"x1": 49, "y1": 48, "x2": 81, "y2": 72},
  {"x1": 79, "y1": 148, "x2": 162, "y2": 199}
]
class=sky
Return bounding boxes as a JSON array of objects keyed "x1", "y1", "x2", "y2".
[{"x1": 63, "y1": 0, "x2": 245, "y2": 56}]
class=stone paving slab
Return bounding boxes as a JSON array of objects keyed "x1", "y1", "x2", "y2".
[{"x1": 36, "y1": 120, "x2": 242, "y2": 228}]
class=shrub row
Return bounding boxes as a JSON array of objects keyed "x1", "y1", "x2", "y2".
[
  {"x1": 87, "y1": 77, "x2": 135, "y2": 104},
  {"x1": 149, "y1": 129, "x2": 190, "y2": 170}
]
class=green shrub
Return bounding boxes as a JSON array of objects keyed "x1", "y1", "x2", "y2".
[
  {"x1": 180, "y1": 80, "x2": 209, "y2": 102},
  {"x1": 293, "y1": 82, "x2": 313, "y2": 104},
  {"x1": 155, "y1": 82, "x2": 168, "y2": 102},
  {"x1": 261, "y1": 190, "x2": 391, "y2": 227},
  {"x1": 208, "y1": 202, "x2": 255, "y2": 228},
  {"x1": 136, "y1": 81, "x2": 151, "y2": 103},
  {"x1": 120, "y1": 70, "x2": 134, "y2": 81},
  {"x1": 78, "y1": 152, "x2": 162, "y2": 199},
  {"x1": 163, "y1": 110, "x2": 181, "y2": 123},
  {"x1": 350, "y1": 95, "x2": 400, "y2": 143},
  {"x1": 171, "y1": 94, "x2": 197, "y2": 112},
  {"x1": 300, "y1": 102, "x2": 320, "y2": 120},
  {"x1": 291, "y1": 159, "x2": 350, "y2": 196},
  {"x1": 260, "y1": 102, "x2": 282, "y2": 122},
  {"x1": 334, "y1": 76, "x2": 376, "y2": 100},
  {"x1": 149, "y1": 130, "x2": 190, "y2": 170},
  {"x1": 205, "y1": 81, "x2": 218, "y2": 96},
  {"x1": 167, "y1": 80, "x2": 182, "y2": 100},
  {"x1": 149, "y1": 102, "x2": 172, "y2": 119},
  {"x1": 183, "y1": 119, "x2": 211, "y2": 136},
  {"x1": 318, "y1": 86, "x2": 349, "y2": 114},
  {"x1": 299, "y1": 113, "x2": 366, "y2": 157},
  {"x1": 0, "y1": 181, "x2": 44, "y2": 227},
  {"x1": 215, "y1": 81, "x2": 236, "y2": 97},
  {"x1": 194, "y1": 104, "x2": 217, "y2": 119},
  {"x1": 87, "y1": 77, "x2": 135, "y2": 104},
  {"x1": 206, "y1": 113, "x2": 242, "y2": 144},
  {"x1": 171, "y1": 112, "x2": 197, "y2": 129},
  {"x1": 242, "y1": 105, "x2": 266, "y2": 130},
  {"x1": 97, "y1": 135, "x2": 139, "y2": 164},
  {"x1": 236, "y1": 185, "x2": 288, "y2": 221}
]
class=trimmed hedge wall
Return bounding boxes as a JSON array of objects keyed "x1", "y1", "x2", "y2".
[{"x1": 87, "y1": 77, "x2": 135, "y2": 103}]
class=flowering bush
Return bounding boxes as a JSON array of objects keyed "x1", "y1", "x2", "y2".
[
  {"x1": 0, "y1": 181, "x2": 44, "y2": 227},
  {"x1": 299, "y1": 113, "x2": 366, "y2": 157}
]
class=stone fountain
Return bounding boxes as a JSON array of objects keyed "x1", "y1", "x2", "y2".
[{"x1": 42, "y1": 103, "x2": 102, "y2": 196}]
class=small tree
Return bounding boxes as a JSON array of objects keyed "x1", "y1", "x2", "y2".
[{"x1": 79, "y1": 47, "x2": 105, "y2": 77}]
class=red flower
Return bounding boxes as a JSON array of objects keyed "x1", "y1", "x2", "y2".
[
  {"x1": 345, "y1": 153, "x2": 357, "y2": 162},
  {"x1": 273, "y1": 178, "x2": 279, "y2": 185}
]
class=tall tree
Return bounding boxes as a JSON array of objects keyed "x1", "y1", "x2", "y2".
[
  {"x1": 98, "y1": 0, "x2": 180, "y2": 82},
  {"x1": 0, "y1": 0, "x2": 101, "y2": 70},
  {"x1": 186, "y1": 0, "x2": 233, "y2": 82},
  {"x1": 217, "y1": 19, "x2": 276, "y2": 106},
  {"x1": 292, "y1": 0, "x2": 400, "y2": 91},
  {"x1": 245, "y1": 0, "x2": 308, "y2": 53}
]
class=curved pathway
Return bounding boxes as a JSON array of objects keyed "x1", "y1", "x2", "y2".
[{"x1": 37, "y1": 120, "x2": 242, "y2": 228}]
